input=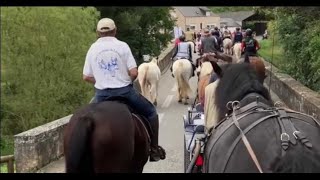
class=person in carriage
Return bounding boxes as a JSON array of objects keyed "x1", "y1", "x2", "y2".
[{"x1": 170, "y1": 35, "x2": 196, "y2": 77}]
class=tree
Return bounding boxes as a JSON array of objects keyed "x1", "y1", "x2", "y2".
[
  {"x1": 96, "y1": 7, "x2": 175, "y2": 64},
  {"x1": 258, "y1": 7, "x2": 320, "y2": 92}
]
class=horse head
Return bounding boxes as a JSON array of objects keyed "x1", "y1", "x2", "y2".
[{"x1": 213, "y1": 63, "x2": 271, "y2": 121}]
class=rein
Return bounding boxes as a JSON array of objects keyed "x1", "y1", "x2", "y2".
[{"x1": 227, "y1": 100, "x2": 264, "y2": 173}]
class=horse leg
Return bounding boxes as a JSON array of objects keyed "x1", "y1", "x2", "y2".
[
  {"x1": 184, "y1": 97, "x2": 188, "y2": 105},
  {"x1": 178, "y1": 87, "x2": 182, "y2": 103}
]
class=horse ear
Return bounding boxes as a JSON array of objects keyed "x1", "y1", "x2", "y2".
[{"x1": 209, "y1": 61, "x2": 223, "y2": 78}]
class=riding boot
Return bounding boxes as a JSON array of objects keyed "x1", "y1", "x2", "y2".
[
  {"x1": 149, "y1": 115, "x2": 166, "y2": 162},
  {"x1": 191, "y1": 63, "x2": 196, "y2": 77},
  {"x1": 170, "y1": 66, "x2": 175, "y2": 78}
]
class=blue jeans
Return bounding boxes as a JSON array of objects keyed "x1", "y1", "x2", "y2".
[{"x1": 94, "y1": 84, "x2": 158, "y2": 121}]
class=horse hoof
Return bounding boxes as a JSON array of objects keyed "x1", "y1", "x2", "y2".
[
  {"x1": 187, "y1": 97, "x2": 190, "y2": 99},
  {"x1": 178, "y1": 100, "x2": 182, "y2": 103},
  {"x1": 153, "y1": 101, "x2": 157, "y2": 106},
  {"x1": 184, "y1": 102, "x2": 188, "y2": 105}
]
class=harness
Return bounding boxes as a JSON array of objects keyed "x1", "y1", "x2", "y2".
[{"x1": 204, "y1": 93, "x2": 320, "y2": 173}]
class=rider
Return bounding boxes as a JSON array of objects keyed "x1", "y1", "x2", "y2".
[
  {"x1": 82, "y1": 18, "x2": 166, "y2": 162},
  {"x1": 211, "y1": 27, "x2": 223, "y2": 52},
  {"x1": 222, "y1": 26, "x2": 232, "y2": 41},
  {"x1": 199, "y1": 28, "x2": 219, "y2": 55},
  {"x1": 185, "y1": 27, "x2": 195, "y2": 42},
  {"x1": 232, "y1": 27, "x2": 243, "y2": 46},
  {"x1": 171, "y1": 35, "x2": 196, "y2": 77},
  {"x1": 241, "y1": 28, "x2": 261, "y2": 61}
]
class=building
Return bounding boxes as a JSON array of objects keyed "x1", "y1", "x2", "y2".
[
  {"x1": 220, "y1": 18, "x2": 242, "y2": 33},
  {"x1": 171, "y1": 6, "x2": 220, "y2": 32},
  {"x1": 218, "y1": 11, "x2": 269, "y2": 35}
]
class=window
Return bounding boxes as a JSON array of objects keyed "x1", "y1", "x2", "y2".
[
  {"x1": 186, "y1": 24, "x2": 196, "y2": 31},
  {"x1": 206, "y1": 24, "x2": 216, "y2": 30}
]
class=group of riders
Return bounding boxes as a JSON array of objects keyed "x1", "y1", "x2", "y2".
[
  {"x1": 82, "y1": 18, "x2": 261, "y2": 163},
  {"x1": 170, "y1": 26, "x2": 260, "y2": 77}
]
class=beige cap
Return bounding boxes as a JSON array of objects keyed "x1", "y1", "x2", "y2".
[{"x1": 96, "y1": 18, "x2": 116, "y2": 32}]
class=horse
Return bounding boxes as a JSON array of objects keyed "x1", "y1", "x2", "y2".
[
  {"x1": 202, "y1": 62, "x2": 320, "y2": 173},
  {"x1": 64, "y1": 100, "x2": 152, "y2": 173},
  {"x1": 138, "y1": 58, "x2": 161, "y2": 106},
  {"x1": 172, "y1": 58, "x2": 193, "y2": 105},
  {"x1": 233, "y1": 42, "x2": 242, "y2": 62},
  {"x1": 222, "y1": 38, "x2": 233, "y2": 55}
]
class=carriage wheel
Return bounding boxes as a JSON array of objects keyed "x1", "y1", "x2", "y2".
[{"x1": 184, "y1": 136, "x2": 191, "y2": 173}]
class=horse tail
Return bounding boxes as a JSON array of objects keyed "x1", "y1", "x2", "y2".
[
  {"x1": 65, "y1": 116, "x2": 94, "y2": 173},
  {"x1": 175, "y1": 61, "x2": 192, "y2": 98},
  {"x1": 141, "y1": 65, "x2": 149, "y2": 99}
]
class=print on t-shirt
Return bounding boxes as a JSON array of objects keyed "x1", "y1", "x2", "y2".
[{"x1": 97, "y1": 49, "x2": 120, "y2": 77}]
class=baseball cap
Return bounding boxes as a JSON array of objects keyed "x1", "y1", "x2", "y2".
[{"x1": 96, "y1": 18, "x2": 116, "y2": 32}]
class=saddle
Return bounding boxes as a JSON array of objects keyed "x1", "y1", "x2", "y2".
[{"x1": 103, "y1": 96, "x2": 153, "y2": 142}]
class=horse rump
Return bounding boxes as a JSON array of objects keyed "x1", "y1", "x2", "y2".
[{"x1": 64, "y1": 114, "x2": 95, "y2": 173}]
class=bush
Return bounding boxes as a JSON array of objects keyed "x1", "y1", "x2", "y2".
[{"x1": 271, "y1": 9, "x2": 320, "y2": 92}]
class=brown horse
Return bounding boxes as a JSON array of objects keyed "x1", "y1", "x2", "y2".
[{"x1": 64, "y1": 100, "x2": 151, "y2": 173}]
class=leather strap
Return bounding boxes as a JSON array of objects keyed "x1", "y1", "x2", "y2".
[{"x1": 231, "y1": 104, "x2": 264, "y2": 173}]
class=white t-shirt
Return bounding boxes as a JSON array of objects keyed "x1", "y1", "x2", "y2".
[{"x1": 83, "y1": 37, "x2": 137, "y2": 89}]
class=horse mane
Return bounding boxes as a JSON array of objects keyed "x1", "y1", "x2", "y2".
[
  {"x1": 270, "y1": 147, "x2": 320, "y2": 173},
  {"x1": 214, "y1": 63, "x2": 271, "y2": 121},
  {"x1": 150, "y1": 58, "x2": 157, "y2": 64}
]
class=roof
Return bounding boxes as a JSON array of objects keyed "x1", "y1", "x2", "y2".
[
  {"x1": 220, "y1": 18, "x2": 241, "y2": 27},
  {"x1": 218, "y1": 11, "x2": 256, "y2": 22},
  {"x1": 174, "y1": 6, "x2": 219, "y2": 17}
]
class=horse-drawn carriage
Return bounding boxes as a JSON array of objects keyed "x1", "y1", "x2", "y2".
[{"x1": 183, "y1": 103, "x2": 206, "y2": 173}]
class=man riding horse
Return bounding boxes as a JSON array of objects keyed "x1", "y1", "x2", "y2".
[
  {"x1": 170, "y1": 35, "x2": 196, "y2": 77},
  {"x1": 222, "y1": 26, "x2": 232, "y2": 41},
  {"x1": 232, "y1": 27, "x2": 243, "y2": 46},
  {"x1": 82, "y1": 18, "x2": 166, "y2": 162},
  {"x1": 211, "y1": 27, "x2": 223, "y2": 52},
  {"x1": 241, "y1": 28, "x2": 260, "y2": 61},
  {"x1": 199, "y1": 28, "x2": 219, "y2": 56}
]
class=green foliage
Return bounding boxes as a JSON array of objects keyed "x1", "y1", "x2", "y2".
[
  {"x1": 0, "y1": 7, "x2": 175, "y2": 155},
  {"x1": 1, "y1": 7, "x2": 99, "y2": 138},
  {"x1": 259, "y1": 39, "x2": 286, "y2": 71},
  {"x1": 96, "y1": 7, "x2": 175, "y2": 64},
  {"x1": 209, "y1": 6, "x2": 255, "y2": 13},
  {"x1": 0, "y1": 135, "x2": 14, "y2": 156},
  {"x1": 258, "y1": 7, "x2": 320, "y2": 92}
]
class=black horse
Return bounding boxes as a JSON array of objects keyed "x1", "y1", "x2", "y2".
[
  {"x1": 203, "y1": 63, "x2": 320, "y2": 173},
  {"x1": 64, "y1": 100, "x2": 152, "y2": 173}
]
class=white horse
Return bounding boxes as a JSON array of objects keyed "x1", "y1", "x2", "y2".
[
  {"x1": 233, "y1": 42, "x2": 242, "y2": 63},
  {"x1": 223, "y1": 38, "x2": 233, "y2": 55},
  {"x1": 137, "y1": 58, "x2": 161, "y2": 106},
  {"x1": 172, "y1": 59, "x2": 193, "y2": 105}
]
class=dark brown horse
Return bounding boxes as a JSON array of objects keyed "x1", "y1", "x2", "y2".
[
  {"x1": 203, "y1": 63, "x2": 320, "y2": 173},
  {"x1": 64, "y1": 100, "x2": 151, "y2": 173}
]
